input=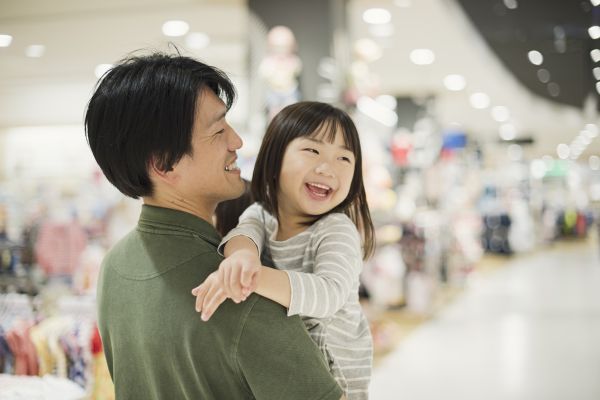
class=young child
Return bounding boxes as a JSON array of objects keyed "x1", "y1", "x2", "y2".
[{"x1": 192, "y1": 101, "x2": 375, "y2": 399}]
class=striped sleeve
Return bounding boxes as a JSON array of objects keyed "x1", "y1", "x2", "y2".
[
  {"x1": 218, "y1": 203, "x2": 267, "y2": 257},
  {"x1": 286, "y1": 214, "x2": 362, "y2": 319}
]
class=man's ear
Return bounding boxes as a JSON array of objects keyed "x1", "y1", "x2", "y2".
[{"x1": 149, "y1": 157, "x2": 178, "y2": 185}]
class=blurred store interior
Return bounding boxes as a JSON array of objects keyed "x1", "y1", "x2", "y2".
[{"x1": 0, "y1": 0, "x2": 599, "y2": 398}]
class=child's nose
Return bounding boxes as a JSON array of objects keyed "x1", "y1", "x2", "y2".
[{"x1": 315, "y1": 163, "x2": 335, "y2": 177}]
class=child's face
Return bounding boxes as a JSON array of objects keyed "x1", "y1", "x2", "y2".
[{"x1": 277, "y1": 126, "x2": 355, "y2": 221}]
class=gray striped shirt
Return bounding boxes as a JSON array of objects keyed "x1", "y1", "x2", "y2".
[{"x1": 220, "y1": 203, "x2": 372, "y2": 399}]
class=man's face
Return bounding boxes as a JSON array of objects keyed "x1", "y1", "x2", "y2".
[{"x1": 171, "y1": 88, "x2": 244, "y2": 208}]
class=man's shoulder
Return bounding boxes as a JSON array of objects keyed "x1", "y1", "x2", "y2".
[
  {"x1": 233, "y1": 296, "x2": 343, "y2": 400},
  {"x1": 237, "y1": 295, "x2": 307, "y2": 337},
  {"x1": 102, "y1": 228, "x2": 222, "y2": 279}
]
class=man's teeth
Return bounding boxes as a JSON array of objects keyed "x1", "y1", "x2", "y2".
[{"x1": 225, "y1": 161, "x2": 239, "y2": 171}]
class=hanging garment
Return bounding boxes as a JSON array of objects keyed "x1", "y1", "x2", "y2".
[{"x1": 34, "y1": 221, "x2": 88, "y2": 277}]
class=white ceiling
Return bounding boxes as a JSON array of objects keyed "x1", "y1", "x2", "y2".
[
  {"x1": 0, "y1": 0, "x2": 247, "y2": 127},
  {"x1": 0, "y1": 0, "x2": 597, "y2": 161},
  {"x1": 349, "y1": 0, "x2": 600, "y2": 161}
]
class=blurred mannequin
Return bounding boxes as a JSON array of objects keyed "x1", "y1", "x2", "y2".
[{"x1": 259, "y1": 25, "x2": 302, "y2": 119}]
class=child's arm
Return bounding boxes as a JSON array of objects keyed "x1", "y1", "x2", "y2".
[
  {"x1": 196, "y1": 215, "x2": 362, "y2": 321},
  {"x1": 193, "y1": 236, "x2": 292, "y2": 320},
  {"x1": 283, "y1": 215, "x2": 363, "y2": 319}
]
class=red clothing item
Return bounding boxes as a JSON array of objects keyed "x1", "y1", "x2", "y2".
[
  {"x1": 6, "y1": 321, "x2": 39, "y2": 376},
  {"x1": 35, "y1": 221, "x2": 87, "y2": 276},
  {"x1": 91, "y1": 324, "x2": 102, "y2": 355}
]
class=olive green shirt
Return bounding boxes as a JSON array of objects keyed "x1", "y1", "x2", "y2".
[{"x1": 97, "y1": 205, "x2": 343, "y2": 400}]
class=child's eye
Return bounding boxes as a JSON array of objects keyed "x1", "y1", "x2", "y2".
[
  {"x1": 303, "y1": 148, "x2": 319, "y2": 154},
  {"x1": 339, "y1": 156, "x2": 352, "y2": 163}
]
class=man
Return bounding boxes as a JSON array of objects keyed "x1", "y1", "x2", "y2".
[{"x1": 85, "y1": 52, "x2": 344, "y2": 400}]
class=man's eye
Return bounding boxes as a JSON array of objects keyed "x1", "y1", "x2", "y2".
[
  {"x1": 303, "y1": 148, "x2": 319, "y2": 154},
  {"x1": 215, "y1": 129, "x2": 225, "y2": 134}
]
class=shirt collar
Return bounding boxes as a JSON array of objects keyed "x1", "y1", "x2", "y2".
[{"x1": 138, "y1": 204, "x2": 221, "y2": 247}]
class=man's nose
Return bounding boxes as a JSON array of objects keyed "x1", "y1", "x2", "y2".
[{"x1": 228, "y1": 128, "x2": 243, "y2": 150}]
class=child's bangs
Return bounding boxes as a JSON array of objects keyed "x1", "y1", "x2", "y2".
[{"x1": 308, "y1": 117, "x2": 360, "y2": 156}]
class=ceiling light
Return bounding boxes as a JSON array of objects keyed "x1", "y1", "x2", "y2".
[
  {"x1": 363, "y1": 8, "x2": 392, "y2": 24},
  {"x1": 25, "y1": 44, "x2": 45, "y2": 58},
  {"x1": 369, "y1": 24, "x2": 395, "y2": 37},
  {"x1": 592, "y1": 0, "x2": 600, "y2": 6},
  {"x1": 556, "y1": 143, "x2": 570, "y2": 159},
  {"x1": 582, "y1": 135, "x2": 592, "y2": 145},
  {"x1": 162, "y1": 20, "x2": 189, "y2": 37},
  {"x1": 589, "y1": 26, "x2": 600, "y2": 39},
  {"x1": 553, "y1": 26, "x2": 567, "y2": 53},
  {"x1": 537, "y1": 68, "x2": 550, "y2": 83},
  {"x1": 94, "y1": 64, "x2": 113, "y2": 79},
  {"x1": 590, "y1": 155, "x2": 600, "y2": 170},
  {"x1": 0, "y1": 34, "x2": 12, "y2": 47},
  {"x1": 591, "y1": 49, "x2": 600, "y2": 62},
  {"x1": 185, "y1": 32, "x2": 210, "y2": 49},
  {"x1": 527, "y1": 50, "x2": 543, "y2": 65},
  {"x1": 585, "y1": 123, "x2": 598, "y2": 138},
  {"x1": 492, "y1": 106, "x2": 510, "y2": 122},
  {"x1": 596, "y1": 82, "x2": 600, "y2": 95},
  {"x1": 355, "y1": 39, "x2": 382, "y2": 62},
  {"x1": 503, "y1": 0, "x2": 518, "y2": 9},
  {"x1": 443, "y1": 74, "x2": 466, "y2": 91},
  {"x1": 547, "y1": 82, "x2": 560, "y2": 97},
  {"x1": 409, "y1": 48, "x2": 435, "y2": 65},
  {"x1": 594, "y1": 67, "x2": 600, "y2": 80},
  {"x1": 499, "y1": 123, "x2": 516, "y2": 140},
  {"x1": 469, "y1": 92, "x2": 490, "y2": 109}
]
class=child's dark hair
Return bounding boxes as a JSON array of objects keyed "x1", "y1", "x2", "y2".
[
  {"x1": 215, "y1": 179, "x2": 253, "y2": 237},
  {"x1": 251, "y1": 101, "x2": 375, "y2": 259}
]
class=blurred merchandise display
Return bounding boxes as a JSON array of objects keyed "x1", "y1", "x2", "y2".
[{"x1": 0, "y1": 293, "x2": 114, "y2": 399}]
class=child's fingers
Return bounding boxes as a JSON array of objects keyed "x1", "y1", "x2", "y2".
[
  {"x1": 221, "y1": 265, "x2": 233, "y2": 299},
  {"x1": 242, "y1": 275, "x2": 258, "y2": 296},
  {"x1": 191, "y1": 285, "x2": 202, "y2": 296},
  {"x1": 194, "y1": 285, "x2": 207, "y2": 312},
  {"x1": 240, "y1": 265, "x2": 256, "y2": 288},
  {"x1": 201, "y1": 287, "x2": 226, "y2": 321},
  {"x1": 229, "y1": 267, "x2": 243, "y2": 302}
]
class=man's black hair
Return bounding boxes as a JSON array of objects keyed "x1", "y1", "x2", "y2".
[{"x1": 85, "y1": 52, "x2": 236, "y2": 198}]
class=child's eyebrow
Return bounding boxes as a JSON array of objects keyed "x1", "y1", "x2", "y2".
[{"x1": 303, "y1": 137, "x2": 353, "y2": 153}]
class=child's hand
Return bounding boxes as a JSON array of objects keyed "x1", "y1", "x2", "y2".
[
  {"x1": 191, "y1": 249, "x2": 261, "y2": 321},
  {"x1": 218, "y1": 249, "x2": 261, "y2": 301},
  {"x1": 192, "y1": 271, "x2": 227, "y2": 321}
]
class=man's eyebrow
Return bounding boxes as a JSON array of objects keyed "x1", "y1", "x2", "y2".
[{"x1": 304, "y1": 137, "x2": 353, "y2": 153}]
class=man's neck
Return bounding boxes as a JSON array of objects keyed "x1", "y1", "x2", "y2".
[{"x1": 143, "y1": 194, "x2": 214, "y2": 225}]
